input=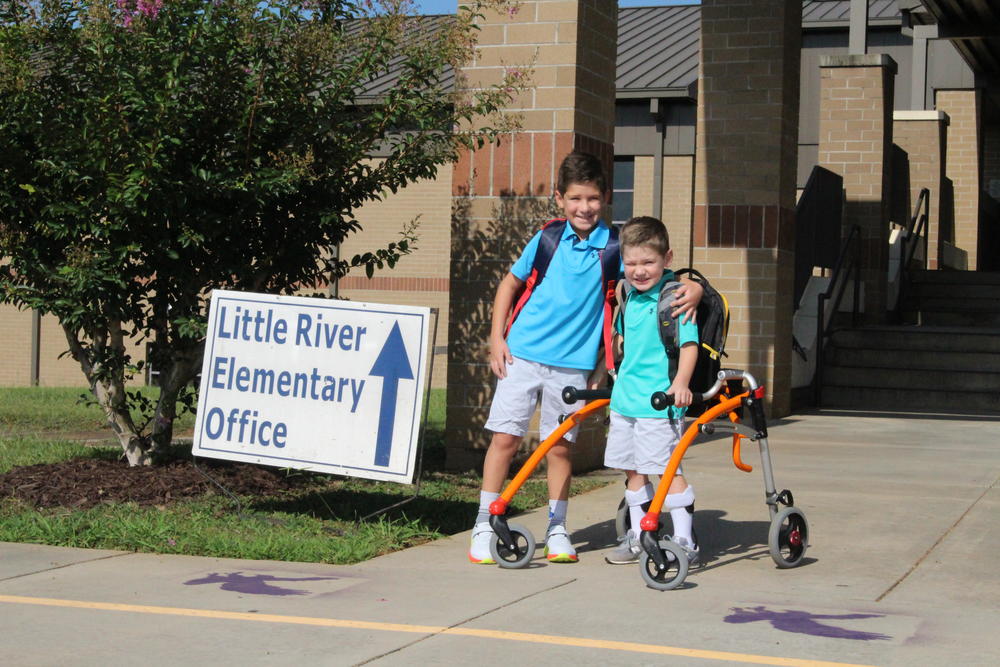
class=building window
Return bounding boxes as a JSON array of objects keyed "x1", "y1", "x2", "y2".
[{"x1": 612, "y1": 158, "x2": 634, "y2": 225}]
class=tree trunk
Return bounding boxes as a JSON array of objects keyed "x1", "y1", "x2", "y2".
[
  {"x1": 150, "y1": 345, "x2": 202, "y2": 452},
  {"x1": 63, "y1": 324, "x2": 151, "y2": 466}
]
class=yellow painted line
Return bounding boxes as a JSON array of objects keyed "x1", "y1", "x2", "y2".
[{"x1": 0, "y1": 594, "x2": 876, "y2": 667}]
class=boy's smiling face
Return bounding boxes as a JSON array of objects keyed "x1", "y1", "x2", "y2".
[
  {"x1": 555, "y1": 181, "x2": 605, "y2": 239},
  {"x1": 623, "y1": 243, "x2": 673, "y2": 292}
]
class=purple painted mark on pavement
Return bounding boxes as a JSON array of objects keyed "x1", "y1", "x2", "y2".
[
  {"x1": 183, "y1": 571, "x2": 340, "y2": 596},
  {"x1": 724, "y1": 606, "x2": 891, "y2": 641}
]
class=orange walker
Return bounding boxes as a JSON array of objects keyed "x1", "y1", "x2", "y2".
[{"x1": 486, "y1": 368, "x2": 809, "y2": 591}]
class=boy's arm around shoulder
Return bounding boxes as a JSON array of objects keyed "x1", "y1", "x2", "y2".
[
  {"x1": 489, "y1": 272, "x2": 525, "y2": 379},
  {"x1": 671, "y1": 276, "x2": 704, "y2": 324}
]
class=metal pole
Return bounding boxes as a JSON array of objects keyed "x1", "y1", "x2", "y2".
[
  {"x1": 30, "y1": 309, "x2": 41, "y2": 386},
  {"x1": 849, "y1": 0, "x2": 868, "y2": 55}
]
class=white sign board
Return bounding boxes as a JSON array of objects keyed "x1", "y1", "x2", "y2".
[{"x1": 192, "y1": 290, "x2": 431, "y2": 483}]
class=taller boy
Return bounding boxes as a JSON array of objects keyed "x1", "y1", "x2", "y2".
[{"x1": 469, "y1": 152, "x2": 700, "y2": 564}]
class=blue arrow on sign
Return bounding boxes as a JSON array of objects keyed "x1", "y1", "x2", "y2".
[{"x1": 369, "y1": 321, "x2": 414, "y2": 467}]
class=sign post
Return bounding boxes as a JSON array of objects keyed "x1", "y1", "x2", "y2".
[{"x1": 193, "y1": 290, "x2": 431, "y2": 483}]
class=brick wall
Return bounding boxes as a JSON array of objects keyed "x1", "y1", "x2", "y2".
[
  {"x1": 663, "y1": 156, "x2": 695, "y2": 268},
  {"x1": 338, "y1": 167, "x2": 454, "y2": 388},
  {"x1": 446, "y1": 1, "x2": 616, "y2": 472},
  {"x1": 936, "y1": 89, "x2": 982, "y2": 269},
  {"x1": 0, "y1": 303, "x2": 147, "y2": 388},
  {"x1": 893, "y1": 112, "x2": 948, "y2": 269},
  {"x1": 0, "y1": 303, "x2": 33, "y2": 386},
  {"x1": 694, "y1": 0, "x2": 802, "y2": 416},
  {"x1": 818, "y1": 54, "x2": 896, "y2": 320},
  {"x1": 630, "y1": 155, "x2": 694, "y2": 267}
]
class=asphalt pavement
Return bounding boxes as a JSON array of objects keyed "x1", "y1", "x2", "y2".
[{"x1": 1, "y1": 408, "x2": 998, "y2": 666}]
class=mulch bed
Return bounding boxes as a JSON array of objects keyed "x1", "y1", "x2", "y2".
[{"x1": 0, "y1": 457, "x2": 317, "y2": 510}]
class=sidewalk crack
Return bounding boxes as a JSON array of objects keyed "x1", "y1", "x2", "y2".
[
  {"x1": 876, "y1": 475, "x2": 998, "y2": 602},
  {"x1": 0, "y1": 550, "x2": 131, "y2": 584}
]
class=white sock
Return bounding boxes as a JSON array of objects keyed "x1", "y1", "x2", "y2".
[
  {"x1": 547, "y1": 499, "x2": 568, "y2": 531},
  {"x1": 625, "y1": 484, "x2": 654, "y2": 537},
  {"x1": 666, "y1": 486, "x2": 695, "y2": 544},
  {"x1": 476, "y1": 491, "x2": 499, "y2": 525}
]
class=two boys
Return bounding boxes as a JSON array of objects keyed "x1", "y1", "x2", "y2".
[{"x1": 469, "y1": 151, "x2": 700, "y2": 565}]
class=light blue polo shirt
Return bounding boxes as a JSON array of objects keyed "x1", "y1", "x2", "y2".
[
  {"x1": 610, "y1": 271, "x2": 699, "y2": 419},
  {"x1": 507, "y1": 220, "x2": 620, "y2": 370}
]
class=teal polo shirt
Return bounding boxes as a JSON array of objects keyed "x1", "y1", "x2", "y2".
[
  {"x1": 610, "y1": 271, "x2": 699, "y2": 419},
  {"x1": 507, "y1": 220, "x2": 620, "y2": 370}
]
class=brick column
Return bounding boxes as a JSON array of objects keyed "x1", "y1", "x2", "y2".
[
  {"x1": 936, "y1": 89, "x2": 982, "y2": 270},
  {"x1": 818, "y1": 54, "x2": 897, "y2": 321},
  {"x1": 893, "y1": 111, "x2": 949, "y2": 269},
  {"x1": 694, "y1": 0, "x2": 802, "y2": 417},
  {"x1": 446, "y1": 1, "x2": 617, "y2": 471}
]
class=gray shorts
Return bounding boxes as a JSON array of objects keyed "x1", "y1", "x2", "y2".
[
  {"x1": 485, "y1": 356, "x2": 589, "y2": 442},
  {"x1": 604, "y1": 411, "x2": 684, "y2": 475}
]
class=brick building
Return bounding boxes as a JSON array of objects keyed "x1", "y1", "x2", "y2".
[{"x1": 3, "y1": 1, "x2": 998, "y2": 469}]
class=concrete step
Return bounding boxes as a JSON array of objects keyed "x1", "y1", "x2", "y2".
[
  {"x1": 827, "y1": 347, "x2": 1000, "y2": 373},
  {"x1": 828, "y1": 327, "x2": 1000, "y2": 354},
  {"x1": 819, "y1": 385, "x2": 1000, "y2": 412},
  {"x1": 917, "y1": 311, "x2": 1000, "y2": 327},
  {"x1": 823, "y1": 365, "x2": 1000, "y2": 392},
  {"x1": 909, "y1": 269, "x2": 1000, "y2": 286},
  {"x1": 902, "y1": 295, "x2": 1000, "y2": 312},
  {"x1": 905, "y1": 283, "x2": 1000, "y2": 300}
]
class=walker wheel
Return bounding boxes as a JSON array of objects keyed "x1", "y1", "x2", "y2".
[
  {"x1": 768, "y1": 506, "x2": 809, "y2": 568},
  {"x1": 639, "y1": 539, "x2": 688, "y2": 591},
  {"x1": 490, "y1": 522, "x2": 536, "y2": 569}
]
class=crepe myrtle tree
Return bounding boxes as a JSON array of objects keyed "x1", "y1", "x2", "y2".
[{"x1": 0, "y1": 0, "x2": 527, "y2": 465}]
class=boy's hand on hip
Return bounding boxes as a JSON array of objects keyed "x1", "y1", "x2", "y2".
[
  {"x1": 587, "y1": 366, "x2": 608, "y2": 390},
  {"x1": 670, "y1": 280, "x2": 704, "y2": 324},
  {"x1": 489, "y1": 335, "x2": 514, "y2": 379}
]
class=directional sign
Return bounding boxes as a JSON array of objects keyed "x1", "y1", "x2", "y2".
[{"x1": 192, "y1": 290, "x2": 431, "y2": 483}]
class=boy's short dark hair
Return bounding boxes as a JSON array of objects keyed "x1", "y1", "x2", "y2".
[
  {"x1": 557, "y1": 151, "x2": 608, "y2": 195},
  {"x1": 621, "y1": 216, "x2": 670, "y2": 255}
]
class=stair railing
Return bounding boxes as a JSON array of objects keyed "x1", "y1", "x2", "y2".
[
  {"x1": 894, "y1": 188, "x2": 930, "y2": 319},
  {"x1": 814, "y1": 225, "x2": 861, "y2": 407}
]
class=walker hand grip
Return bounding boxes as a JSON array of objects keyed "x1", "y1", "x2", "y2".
[
  {"x1": 562, "y1": 386, "x2": 611, "y2": 403},
  {"x1": 650, "y1": 392, "x2": 704, "y2": 411}
]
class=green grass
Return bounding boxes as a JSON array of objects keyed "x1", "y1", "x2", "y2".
[
  {"x1": 0, "y1": 468, "x2": 601, "y2": 564},
  {"x1": 0, "y1": 385, "x2": 198, "y2": 436},
  {"x1": 0, "y1": 436, "x2": 118, "y2": 474},
  {"x1": 0, "y1": 387, "x2": 613, "y2": 563}
]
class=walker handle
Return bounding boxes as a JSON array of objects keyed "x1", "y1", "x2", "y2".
[
  {"x1": 562, "y1": 386, "x2": 612, "y2": 403},
  {"x1": 650, "y1": 391, "x2": 704, "y2": 411}
]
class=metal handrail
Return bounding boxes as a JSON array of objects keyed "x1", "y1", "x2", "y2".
[
  {"x1": 814, "y1": 225, "x2": 861, "y2": 407},
  {"x1": 895, "y1": 188, "x2": 930, "y2": 318}
]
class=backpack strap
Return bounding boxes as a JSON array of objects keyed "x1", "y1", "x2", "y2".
[
  {"x1": 598, "y1": 225, "x2": 621, "y2": 372},
  {"x1": 656, "y1": 279, "x2": 685, "y2": 384},
  {"x1": 504, "y1": 219, "x2": 566, "y2": 338}
]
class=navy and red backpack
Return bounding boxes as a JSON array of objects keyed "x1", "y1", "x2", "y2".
[{"x1": 504, "y1": 219, "x2": 621, "y2": 372}]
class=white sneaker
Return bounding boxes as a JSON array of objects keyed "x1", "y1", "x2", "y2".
[
  {"x1": 468, "y1": 522, "x2": 495, "y2": 564},
  {"x1": 544, "y1": 525, "x2": 578, "y2": 563},
  {"x1": 671, "y1": 536, "x2": 700, "y2": 567},
  {"x1": 605, "y1": 532, "x2": 641, "y2": 564}
]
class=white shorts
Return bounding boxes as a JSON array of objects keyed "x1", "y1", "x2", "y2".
[
  {"x1": 485, "y1": 356, "x2": 590, "y2": 442},
  {"x1": 604, "y1": 411, "x2": 684, "y2": 475}
]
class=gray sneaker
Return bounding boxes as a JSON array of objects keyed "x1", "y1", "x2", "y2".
[
  {"x1": 605, "y1": 533, "x2": 642, "y2": 564},
  {"x1": 671, "y1": 536, "x2": 700, "y2": 567}
]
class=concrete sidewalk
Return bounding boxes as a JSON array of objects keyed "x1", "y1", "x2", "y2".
[{"x1": 1, "y1": 409, "x2": 998, "y2": 666}]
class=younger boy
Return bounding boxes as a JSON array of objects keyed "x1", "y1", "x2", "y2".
[
  {"x1": 604, "y1": 216, "x2": 700, "y2": 565},
  {"x1": 469, "y1": 155, "x2": 702, "y2": 565}
]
